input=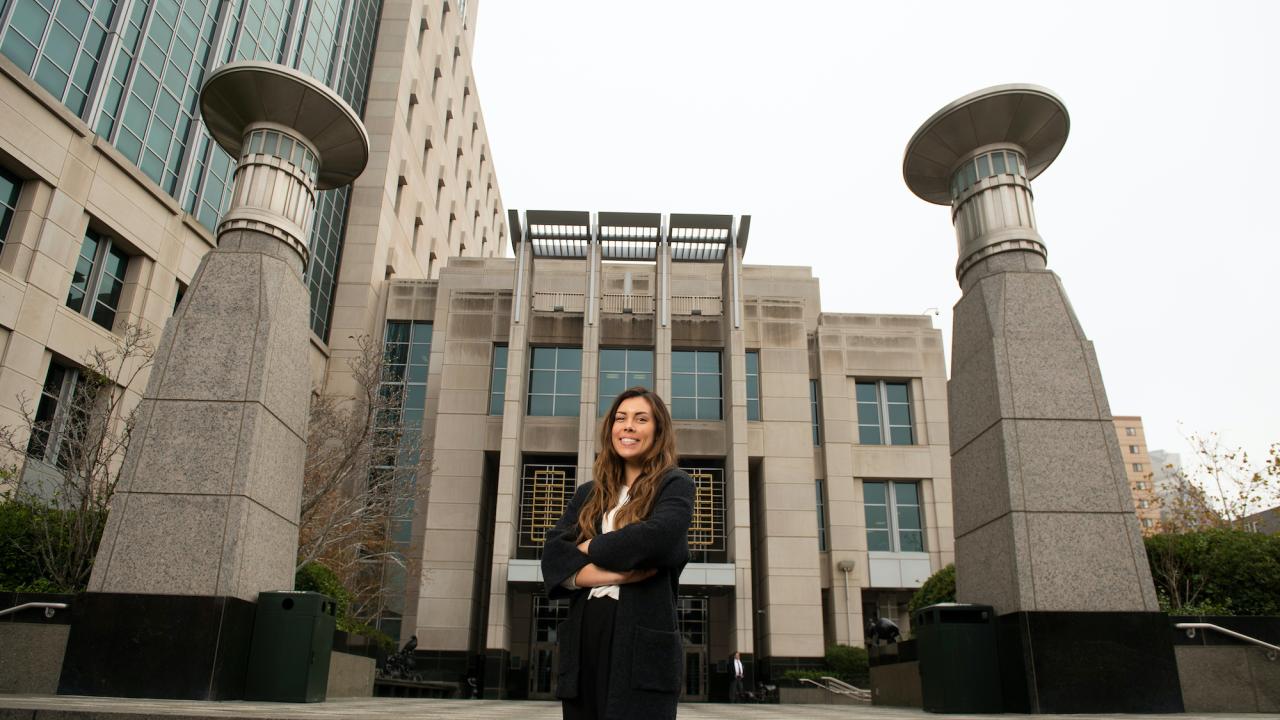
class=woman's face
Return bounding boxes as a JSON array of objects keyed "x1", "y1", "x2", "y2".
[{"x1": 611, "y1": 395, "x2": 655, "y2": 466}]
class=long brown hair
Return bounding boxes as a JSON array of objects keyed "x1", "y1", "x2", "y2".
[{"x1": 576, "y1": 387, "x2": 677, "y2": 542}]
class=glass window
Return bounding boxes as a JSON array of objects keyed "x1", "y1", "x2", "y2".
[
  {"x1": 671, "y1": 350, "x2": 721, "y2": 420},
  {"x1": 26, "y1": 361, "x2": 90, "y2": 468},
  {"x1": 864, "y1": 480, "x2": 925, "y2": 553},
  {"x1": 815, "y1": 478, "x2": 828, "y2": 552},
  {"x1": 1, "y1": 0, "x2": 120, "y2": 117},
  {"x1": 489, "y1": 345, "x2": 508, "y2": 416},
  {"x1": 1129, "y1": 445, "x2": 1139, "y2": 454},
  {"x1": 598, "y1": 348, "x2": 652, "y2": 415},
  {"x1": 991, "y1": 151, "x2": 1007, "y2": 175},
  {"x1": 856, "y1": 380, "x2": 914, "y2": 446},
  {"x1": 1132, "y1": 463, "x2": 1144, "y2": 472},
  {"x1": 745, "y1": 351, "x2": 760, "y2": 421},
  {"x1": 0, "y1": 166, "x2": 22, "y2": 253},
  {"x1": 1125, "y1": 427, "x2": 1137, "y2": 436},
  {"x1": 528, "y1": 347, "x2": 581, "y2": 417},
  {"x1": 809, "y1": 379, "x2": 821, "y2": 446},
  {"x1": 66, "y1": 229, "x2": 129, "y2": 330},
  {"x1": 976, "y1": 154, "x2": 990, "y2": 179}
]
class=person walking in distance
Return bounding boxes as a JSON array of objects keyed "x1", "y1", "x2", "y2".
[
  {"x1": 730, "y1": 652, "x2": 745, "y2": 702},
  {"x1": 542, "y1": 387, "x2": 695, "y2": 720}
]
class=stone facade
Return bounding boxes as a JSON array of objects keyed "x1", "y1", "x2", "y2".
[{"x1": 390, "y1": 216, "x2": 953, "y2": 698}]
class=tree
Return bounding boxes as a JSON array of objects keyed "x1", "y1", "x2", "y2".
[
  {"x1": 0, "y1": 323, "x2": 153, "y2": 592},
  {"x1": 297, "y1": 334, "x2": 428, "y2": 633},
  {"x1": 1155, "y1": 432, "x2": 1280, "y2": 533}
]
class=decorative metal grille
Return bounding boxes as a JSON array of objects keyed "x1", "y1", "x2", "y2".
[
  {"x1": 519, "y1": 464, "x2": 576, "y2": 550},
  {"x1": 684, "y1": 468, "x2": 725, "y2": 551}
]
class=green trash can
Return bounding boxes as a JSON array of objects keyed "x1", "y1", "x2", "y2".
[
  {"x1": 913, "y1": 603, "x2": 1001, "y2": 713},
  {"x1": 245, "y1": 591, "x2": 337, "y2": 702}
]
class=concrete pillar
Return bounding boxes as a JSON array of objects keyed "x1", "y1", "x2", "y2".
[
  {"x1": 60, "y1": 62, "x2": 368, "y2": 700},
  {"x1": 904, "y1": 84, "x2": 1181, "y2": 713}
]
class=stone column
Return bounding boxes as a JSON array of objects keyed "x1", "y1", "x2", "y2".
[
  {"x1": 903, "y1": 84, "x2": 1181, "y2": 713},
  {"x1": 59, "y1": 62, "x2": 368, "y2": 701}
]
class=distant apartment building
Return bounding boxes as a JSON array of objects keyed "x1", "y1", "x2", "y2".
[
  {"x1": 1148, "y1": 448, "x2": 1185, "y2": 527},
  {"x1": 1114, "y1": 416, "x2": 1160, "y2": 533}
]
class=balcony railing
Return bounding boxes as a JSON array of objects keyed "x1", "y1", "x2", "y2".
[
  {"x1": 671, "y1": 295, "x2": 722, "y2": 316},
  {"x1": 601, "y1": 293, "x2": 655, "y2": 315},
  {"x1": 531, "y1": 291, "x2": 585, "y2": 313}
]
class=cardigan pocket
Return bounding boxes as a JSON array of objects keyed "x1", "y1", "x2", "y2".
[{"x1": 630, "y1": 625, "x2": 683, "y2": 693}]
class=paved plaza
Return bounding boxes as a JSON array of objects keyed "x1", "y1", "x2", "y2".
[{"x1": 0, "y1": 696, "x2": 1272, "y2": 720}]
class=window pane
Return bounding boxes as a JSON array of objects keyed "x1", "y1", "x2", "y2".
[
  {"x1": 976, "y1": 154, "x2": 990, "y2": 178},
  {"x1": 627, "y1": 371, "x2": 651, "y2": 388},
  {"x1": 672, "y1": 398, "x2": 695, "y2": 420},
  {"x1": 599, "y1": 348, "x2": 625, "y2": 371},
  {"x1": 992, "y1": 152, "x2": 1007, "y2": 175},
  {"x1": 695, "y1": 351, "x2": 719, "y2": 374},
  {"x1": 856, "y1": 402, "x2": 881, "y2": 426},
  {"x1": 528, "y1": 394, "x2": 552, "y2": 416},
  {"x1": 529, "y1": 370, "x2": 554, "y2": 394},
  {"x1": 889, "y1": 426, "x2": 914, "y2": 445},
  {"x1": 696, "y1": 373, "x2": 720, "y2": 398},
  {"x1": 897, "y1": 504, "x2": 921, "y2": 532},
  {"x1": 629, "y1": 350, "x2": 653, "y2": 372},
  {"x1": 894, "y1": 482, "x2": 919, "y2": 506},
  {"x1": 744, "y1": 351, "x2": 758, "y2": 374},
  {"x1": 557, "y1": 348, "x2": 581, "y2": 370},
  {"x1": 898, "y1": 530, "x2": 924, "y2": 553},
  {"x1": 887, "y1": 403, "x2": 911, "y2": 427},
  {"x1": 855, "y1": 381, "x2": 878, "y2": 402},
  {"x1": 884, "y1": 382, "x2": 909, "y2": 403},
  {"x1": 867, "y1": 529, "x2": 892, "y2": 552},
  {"x1": 672, "y1": 373, "x2": 695, "y2": 398},
  {"x1": 697, "y1": 398, "x2": 720, "y2": 420},
  {"x1": 859, "y1": 425, "x2": 883, "y2": 445},
  {"x1": 864, "y1": 481, "x2": 887, "y2": 506},
  {"x1": 553, "y1": 394, "x2": 579, "y2": 417},
  {"x1": 671, "y1": 351, "x2": 694, "y2": 373}
]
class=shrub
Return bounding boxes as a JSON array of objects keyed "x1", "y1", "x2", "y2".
[
  {"x1": 825, "y1": 644, "x2": 869, "y2": 686},
  {"x1": 908, "y1": 563, "x2": 956, "y2": 615},
  {"x1": 0, "y1": 497, "x2": 102, "y2": 593},
  {"x1": 1145, "y1": 529, "x2": 1280, "y2": 616},
  {"x1": 295, "y1": 561, "x2": 395, "y2": 650}
]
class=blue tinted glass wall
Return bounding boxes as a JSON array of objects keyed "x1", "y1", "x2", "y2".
[{"x1": 1, "y1": 0, "x2": 383, "y2": 342}]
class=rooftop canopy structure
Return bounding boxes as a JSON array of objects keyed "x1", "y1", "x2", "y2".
[{"x1": 509, "y1": 210, "x2": 749, "y2": 262}]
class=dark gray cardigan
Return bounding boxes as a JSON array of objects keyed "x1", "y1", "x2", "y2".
[{"x1": 541, "y1": 468, "x2": 695, "y2": 720}]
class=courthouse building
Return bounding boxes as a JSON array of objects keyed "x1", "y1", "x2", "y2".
[{"x1": 0, "y1": 0, "x2": 954, "y2": 701}]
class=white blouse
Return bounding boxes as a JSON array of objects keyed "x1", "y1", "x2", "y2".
[{"x1": 563, "y1": 486, "x2": 630, "y2": 600}]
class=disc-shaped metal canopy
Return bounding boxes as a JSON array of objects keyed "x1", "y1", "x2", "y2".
[
  {"x1": 200, "y1": 61, "x2": 369, "y2": 190},
  {"x1": 903, "y1": 84, "x2": 1069, "y2": 205}
]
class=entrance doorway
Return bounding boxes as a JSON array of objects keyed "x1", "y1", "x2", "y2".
[
  {"x1": 530, "y1": 595, "x2": 569, "y2": 699},
  {"x1": 678, "y1": 596, "x2": 708, "y2": 701}
]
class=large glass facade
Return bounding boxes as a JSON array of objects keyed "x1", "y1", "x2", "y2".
[
  {"x1": 375, "y1": 319, "x2": 431, "y2": 636},
  {"x1": 0, "y1": 0, "x2": 383, "y2": 340}
]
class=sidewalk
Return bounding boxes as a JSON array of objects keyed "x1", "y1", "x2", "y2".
[{"x1": 0, "y1": 695, "x2": 1264, "y2": 720}]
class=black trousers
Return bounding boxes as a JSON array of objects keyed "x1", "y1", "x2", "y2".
[{"x1": 563, "y1": 596, "x2": 617, "y2": 720}]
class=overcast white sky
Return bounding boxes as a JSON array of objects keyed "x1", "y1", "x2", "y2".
[{"x1": 472, "y1": 1, "x2": 1279, "y2": 468}]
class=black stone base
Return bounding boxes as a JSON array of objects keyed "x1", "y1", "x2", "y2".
[
  {"x1": 997, "y1": 611, "x2": 1184, "y2": 713},
  {"x1": 57, "y1": 592, "x2": 256, "y2": 700}
]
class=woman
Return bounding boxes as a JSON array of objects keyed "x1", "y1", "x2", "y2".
[{"x1": 541, "y1": 387, "x2": 695, "y2": 720}]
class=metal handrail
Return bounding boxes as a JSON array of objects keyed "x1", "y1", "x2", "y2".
[
  {"x1": 0, "y1": 601, "x2": 68, "y2": 619},
  {"x1": 797, "y1": 676, "x2": 871, "y2": 700},
  {"x1": 1176, "y1": 622, "x2": 1279, "y2": 659}
]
